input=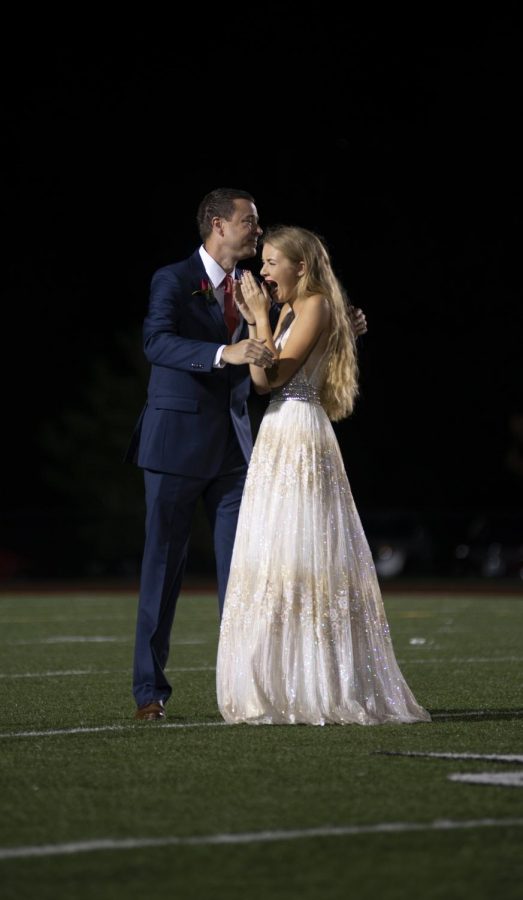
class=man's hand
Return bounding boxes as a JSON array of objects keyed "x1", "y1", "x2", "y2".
[
  {"x1": 349, "y1": 306, "x2": 368, "y2": 337},
  {"x1": 222, "y1": 339, "x2": 275, "y2": 368}
]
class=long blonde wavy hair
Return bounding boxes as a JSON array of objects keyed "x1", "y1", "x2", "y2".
[{"x1": 262, "y1": 225, "x2": 358, "y2": 421}]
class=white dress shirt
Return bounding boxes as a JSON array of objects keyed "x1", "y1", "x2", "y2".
[{"x1": 198, "y1": 246, "x2": 241, "y2": 367}]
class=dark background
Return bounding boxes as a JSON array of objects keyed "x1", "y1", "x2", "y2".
[{"x1": 2, "y1": 12, "x2": 521, "y2": 582}]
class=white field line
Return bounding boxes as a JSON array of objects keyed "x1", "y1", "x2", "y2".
[
  {"x1": 449, "y1": 773, "x2": 523, "y2": 787},
  {"x1": 0, "y1": 616, "x2": 130, "y2": 624},
  {"x1": 1, "y1": 818, "x2": 522, "y2": 861},
  {"x1": 430, "y1": 710, "x2": 523, "y2": 719},
  {"x1": 397, "y1": 656, "x2": 523, "y2": 665},
  {"x1": 10, "y1": 637, "x2": 130, "y2": 645},
  {"x1": 3, "y1": 709, "x2": 523, "y2": 740},
  {"x1": 2, "y1": 655, "x2": 521, "y2": 679},
  {"x1": 379, "y1": 751, "x2": 523, "y2": 763},
  {"x1": 0, "y1": 667, "x2": 214, "y2": 679},
  {"x1": 5, "y1": 637, "x2": 207, "y2": 646},
  {"x1": 173, "y1": 639, "x2": 209, "y2": 645},
  {"x1": 0, "y1": 722, "x2": 227, "y2": 739}
]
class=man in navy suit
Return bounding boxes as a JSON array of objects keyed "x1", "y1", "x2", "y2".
[{"x1": 126, "y1": 188, "x2": 275, "y2": 720}]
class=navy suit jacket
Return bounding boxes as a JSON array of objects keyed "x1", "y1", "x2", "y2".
[{"x1": 126, "y1": 249, "x2": 269, "y2": 478}]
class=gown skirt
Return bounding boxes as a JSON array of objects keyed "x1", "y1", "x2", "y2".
[{"x1": 216, "y1": 370, "x2": 430, "y2": 726}]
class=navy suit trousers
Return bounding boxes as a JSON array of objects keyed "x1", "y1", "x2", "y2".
[{"x1": 133, "y1": 426, "x2": 247, "y2": 707}]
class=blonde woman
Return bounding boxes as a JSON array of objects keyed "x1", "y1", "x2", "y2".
[{"x1": 216, "y1": 226, "x2": 430, "y2": 726}]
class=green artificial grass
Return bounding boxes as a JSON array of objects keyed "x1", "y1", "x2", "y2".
[{"x1": 0, "y1": 590, "x2": 522, "y2": 899}]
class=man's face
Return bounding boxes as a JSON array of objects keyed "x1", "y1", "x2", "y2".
[{"x1": 221, "y1": 199, "x2": 262, "y2": 260}]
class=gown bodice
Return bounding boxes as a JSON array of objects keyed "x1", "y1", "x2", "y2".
[{"x1": 270, "y1": 311, "x2": 330, "y2": 406}]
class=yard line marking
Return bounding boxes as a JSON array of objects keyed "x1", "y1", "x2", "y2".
[
  {"x1": 0, "y1": 616, "x2": 130, "y2": 624},
  {"x1": 1, "y1": 818, "x2": 522, "y2": 860},
  {"x1": 430, "y1": 710, "x2": 523, "y2": 720},
  {"x1": 376, "y1": 751, "x2": 523, "y2": 789},
  {"x1": 0, "y1": 666, "x2": 214, "y2": 679},
  {"x1": 397, "y1": 656, "x2": 523, "y2": 664},
  {"x1": 0, "y1": 722, "x2": 226, "y2": 739},
  {"x1": 449, "y1": 773, "x2": 523, "y2": 787},
  {"x1": 396, "y1": 611, "x2": 435, "y2": 618},
  {"x1": 9, "y1": 637, "x2": 131, "y2": 645},
  {"x1": 166, "y1": 666, "x2": 215, "y2": 672},
  {"x1": 378, "y1": 751, "x2": 523, "y2": 763},
  {"x1": 0, "y1": 670, "x2": 95, "y2": 679},
  {"x1": 5, "y1": 637, "x2": 207, "y2": 646},
  {"x1": 9, "y1": 715, "x2": 521, "y2": 738},
  {"x1": 173, "y1": 640, "x2": 208, "y2": 644},
  {"x1": 4, "y1": 647, "x2": 520, "y2": 660}
]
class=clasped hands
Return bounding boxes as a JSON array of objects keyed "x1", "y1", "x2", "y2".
[
  {"x1": 221, "y1": 273, "x2": 274, "y2": 368},
  {"x1": 234, "y1": 271, "x2": 271, "y2": 325}
]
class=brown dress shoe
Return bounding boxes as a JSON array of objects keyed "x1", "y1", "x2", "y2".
[{"x1": 134, "y1": 700, "x2": 166, "y2": 721}]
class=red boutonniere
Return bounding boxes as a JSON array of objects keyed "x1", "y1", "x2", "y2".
[{"x1": 192, "y1": 278, "x2": 215, "y2": 301}]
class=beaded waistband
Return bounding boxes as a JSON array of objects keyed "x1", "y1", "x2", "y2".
[{"x1": 269, "y1": 383, "x2": 322, "y2": 405}]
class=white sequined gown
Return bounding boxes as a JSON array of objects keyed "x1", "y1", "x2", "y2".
[{"x1": 216, "y1": 319, "x2": 430, "y2": 726}]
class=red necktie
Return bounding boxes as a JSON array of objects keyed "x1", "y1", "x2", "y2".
[{"x1": 222, "y1": 274, "x2": 239, "y2": 340}]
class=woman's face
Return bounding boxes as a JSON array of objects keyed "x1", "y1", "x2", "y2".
[{"x1": 260, "y1": 242, "x2": 303, "y2": 304}]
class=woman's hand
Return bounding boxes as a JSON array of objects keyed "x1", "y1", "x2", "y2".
[
  {"x1": 239, "y1": 271, "x2": 271, "y2": 320},
  {"x1": 233, "y1": 282, "x2": 255, "y2": 325}
]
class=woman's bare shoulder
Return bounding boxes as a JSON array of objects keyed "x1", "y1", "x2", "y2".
[{"x1": 298, "y1": 293, "x2": 330, "y2": 320}]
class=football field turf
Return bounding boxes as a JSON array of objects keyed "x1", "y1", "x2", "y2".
[{"x1": 1, "y1": 589, "x2": 522, "y2": 899}]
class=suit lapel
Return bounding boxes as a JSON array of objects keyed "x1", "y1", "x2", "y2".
[
  {"x1": 187, "y1": 251, "x2": 228, "y2": 342},
  {"x1": 207, "y1": 297, "x2": 229, "y2": 342}
]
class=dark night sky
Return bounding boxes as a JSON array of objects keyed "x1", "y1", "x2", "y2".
[{"x1": 2, "y1": 12, "x2": 522, "y2": 569}]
